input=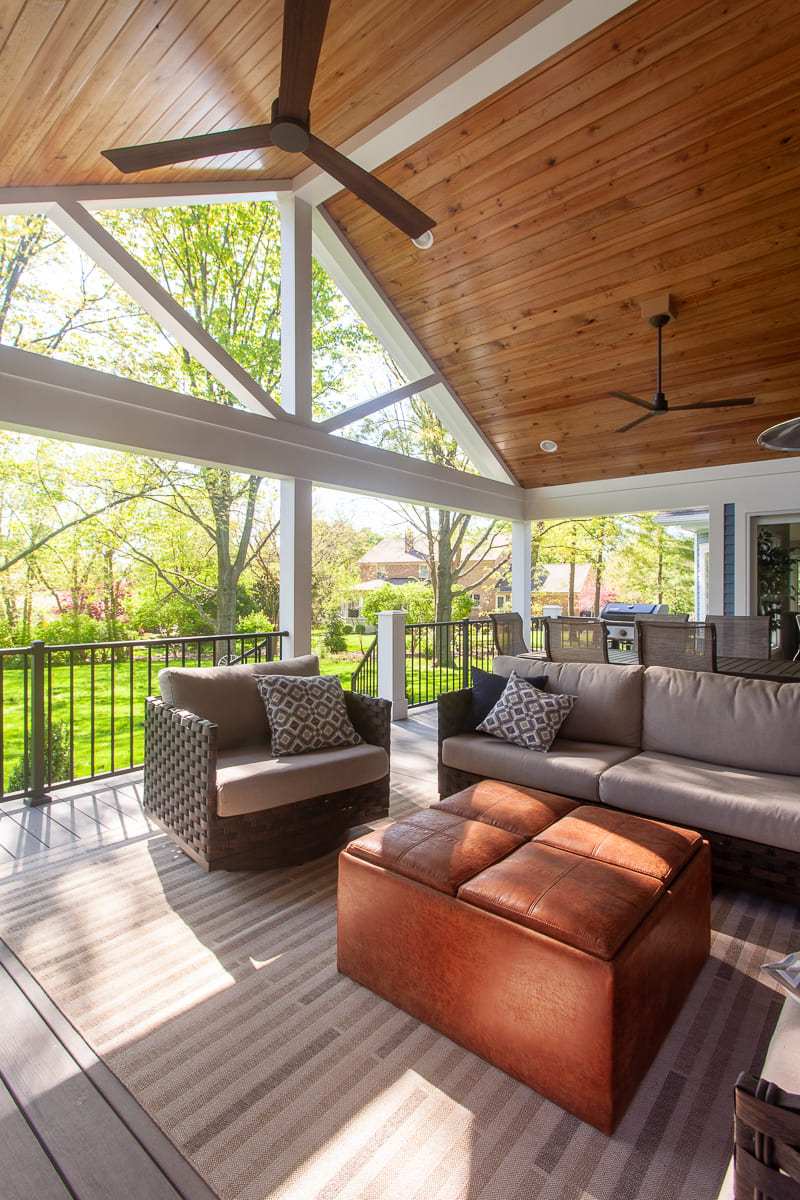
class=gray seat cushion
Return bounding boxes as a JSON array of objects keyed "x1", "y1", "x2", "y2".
[
  {"x1": 599, "y1": 751, "x2": 800, "y2": 852},
  {"x1": 492, "y1": 657, "x2": 643, "y2": 747},
  {"x1": 216, "y1": 743, "x2": 389, "y2": 817},
  {"x1": 441, "y1": 733, "x2": 636, "y2": 802},
  {"x1": 158, "y1": 655, "x2": 319, "y2": 750}
]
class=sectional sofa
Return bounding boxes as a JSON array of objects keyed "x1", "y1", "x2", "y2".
[{"x1": 438, "y1": 658, "x2": 800, "y2": 900}]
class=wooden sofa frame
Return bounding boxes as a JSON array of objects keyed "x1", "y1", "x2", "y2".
[
  {"x1": 144, "y1": 691, "x2": 391, "y2": 871},
  {"x1": 437, "y1": 688, "x2": 800, "y2": 903}
]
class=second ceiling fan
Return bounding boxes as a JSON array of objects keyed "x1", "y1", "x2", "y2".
[
  {"x1": 610, "y1": 312, "x2": 755, "y2": 433},
  {"x1": 101, "y1": 0, "x2": 436, "y2": 246}
]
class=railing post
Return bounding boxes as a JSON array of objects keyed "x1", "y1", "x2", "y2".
[
  {"x1": 377, "y1": 610, "x2": 407, "y2": 721},
  {"x1": 461, "y1": 619, "x2": 471, "y2": 690},
  {"x1": 27, "y1": 640, "x2": 50, "y2": 807}
]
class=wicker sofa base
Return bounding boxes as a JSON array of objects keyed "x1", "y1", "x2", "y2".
[
  {"x1": 150, "y1": 776, "x2": 390, "y2": 872},
  {"x1": 438, "y1": 764, "x2": 800, "y2": 903}
]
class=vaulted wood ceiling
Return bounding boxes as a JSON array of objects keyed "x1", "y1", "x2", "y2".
[
  {"x1": 0, "y1": 0, "x2": 537, "y2": 186},
  {"x1": 326, "y1": 0, "x2": 800, "y2": 487}
]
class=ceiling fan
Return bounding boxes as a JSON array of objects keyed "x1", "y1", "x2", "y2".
[
  {"x1": 101, "y1": 0, "x2": 436, "y2": 247},
  {"x1": 609, "y1": 312, "x2": 755, "y2": 433}
]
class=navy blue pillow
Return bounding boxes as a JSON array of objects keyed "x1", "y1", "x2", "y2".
[{"x1": 469, "y1": 666, "x2": 547, "y2": 730}]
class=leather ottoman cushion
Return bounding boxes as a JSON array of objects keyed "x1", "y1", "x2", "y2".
[
  {"x1": 345, "y1": 808, "x2": 523, "y2": 896},
  {"x1": 434, "y1": 779, "x2": 578, "y2": 838},
  {"x1": 458, "y1": 842, "x2": 664, "y2": 959},
  {"x1": 535, "y1": 805, "x2": 702, "y2": 884}
]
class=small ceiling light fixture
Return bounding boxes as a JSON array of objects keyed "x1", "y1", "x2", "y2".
[
  {"x1": 412, "y1": 230, "x2": 434, "y2": 250},
  {"x1": 757, "y1": 417, "x2": 800, "y2": 452},
  {"x1": 539, "y1": 439, "x2": 559, "y2": 453}
]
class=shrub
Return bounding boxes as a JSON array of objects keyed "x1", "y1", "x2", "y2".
[
  {"x1": 354, "y1": 623, "x2": 366, "y2": 635},
  {"x1": 235, "y1": 611, "x2": 274, "y2": 634},
  {"x1": 7, "y1": 721, "x2": 72, "y2": 792},
  {"x1": 33, "y1": 613, "x2": 107, "y2": 646},
  {"x1": 322, "y1": 613, "x2": 348, "y2": 654}
]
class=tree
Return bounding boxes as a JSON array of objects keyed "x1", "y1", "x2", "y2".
[{"x1": 607, "y1": 514, "x2": 695, "y2": 614}]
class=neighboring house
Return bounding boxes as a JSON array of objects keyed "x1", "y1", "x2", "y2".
[{"x1": 341, "y1": 531, "x2": 611, "y2": 622}]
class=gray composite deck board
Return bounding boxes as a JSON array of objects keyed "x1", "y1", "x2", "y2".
[
  {"x1": 0, "y1": 1076, "x2": 73, "y2": 1200},
  {"x1": 0, "y1": 945, "x2": 203, "y2": 1200}
]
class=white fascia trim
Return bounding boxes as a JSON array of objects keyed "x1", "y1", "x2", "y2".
[
  {"x1": 312, "y1": 207, "x2": 516, "y2": 484},
  {"x1": 525, "y1": 458, "x2": 800, "y2": 519},
  {"x1": 0, "y1": 181, "x2": 292, "y2": 215},
  {"x1": 0, "y1": 346, "x2": 524, "y2": 519},
  {"x1": 317, "y1": 373, "x2": 441, "y2": 432},
  {"x1": 293, "y1": 0, "x2": 637, "y2": 207}
]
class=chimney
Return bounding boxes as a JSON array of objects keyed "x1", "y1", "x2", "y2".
[{"x1": 404, "y1": 529, "x2": 414, "y2": 555}]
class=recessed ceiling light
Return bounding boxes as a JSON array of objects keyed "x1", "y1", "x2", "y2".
[
  {"x1": 539, "y1": 439, "x2": 558, "y2": 453},
  {"x1": 411, "y1": 230, "x2": 434, "y2": 250}
]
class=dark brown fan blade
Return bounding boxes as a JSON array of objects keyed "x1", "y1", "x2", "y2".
[
  {"x1": 305, "y1": 135, "x2": 435, "y2": 239},
  {"x1": 102, "y1": 125, "x2": 274, "y2": 173},
  {"x1": 669, "y1": 398, "x2": 756, "y2": 411},
  {"x1": 608, "y1": 390, "x2": 654, "y2": 411},
  {"x1": 617, "y1": 411, "x2": 658, "y2": 434},
  {"x1": 277, "y1": 0, "x2": 332, "y2": 122}
]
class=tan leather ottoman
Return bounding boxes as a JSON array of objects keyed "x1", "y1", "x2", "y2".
[{"x1": 337, "y1": 779, "x2": 710, "y2": 1134}]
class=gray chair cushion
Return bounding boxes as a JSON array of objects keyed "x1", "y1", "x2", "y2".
[
  {"x1": 642, "y1": 666, "x2": 800, "y2": 776},
  {"x1": 493, "y1": 657, "x2": 643, "y2": 747},
  {"x1": 441, "y1": 733, "x2": 636, "y2": 802},
  {"x1": 215, "y1": 743, "x2": 388, "y2": 817},
  {"x1": 158, "y1": 655, "x2": 319, "y2": 750},
  {"x1": 599, "y1": 750, "x2": 800, "y2": 852}
]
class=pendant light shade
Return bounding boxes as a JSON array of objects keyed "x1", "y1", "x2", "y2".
[{"x1": 757, "y1": 417, "x2": 800, "y2": 452}]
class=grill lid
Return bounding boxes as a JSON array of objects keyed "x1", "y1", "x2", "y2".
[{"x1": 600, "y1": 602, "x2": 661, "y2": 617}]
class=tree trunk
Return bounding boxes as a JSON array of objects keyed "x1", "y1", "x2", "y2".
[
  {"x1": 656, "y1": 530, "x2": 665, "y2": 605},
  {"x1": 434, "y1": 510, "x2": 455, "y2": 667},
  {"x1": 568, "y1": 529, "x2": 577, "y2": 616}
]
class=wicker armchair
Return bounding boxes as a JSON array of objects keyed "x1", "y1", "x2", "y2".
[
  {"x1": 489, "y1": 611, "x2": 529, "y2": 656},
  {"x1": 706, "y1": 614, "x2": 771, "y2": 659},
  {"x1": 544, "y1": 617, "x2": 609, "y2": 663},
  {"x1": 638, "y1": 620, "x2": 717, "y2": 671},
  {"x1": 734, "y1": 1073, "x2": 800, "y2": 1198},
  {"x1": 143, "y1": 690, "x2": 391, "y2": 871}
]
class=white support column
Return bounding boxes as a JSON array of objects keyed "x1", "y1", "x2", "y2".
[
  {"x1": 278, "y1": 195, "x2": 313, "y2": 423},
  {"x1": 278, "y1": 195, "x2": 314, "y2": 658},
  {"x1": 377, "y1": 610, "x2": 408, "y2": 722},
  {"x1": 511, "y1": 519, "x2": 532, "y2": 649},
  {"x1": 279, "y1": 478, "x2": 313, "y2": 658}
]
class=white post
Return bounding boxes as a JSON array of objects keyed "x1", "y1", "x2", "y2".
[
  {"x1": 377, "y1": 610, "x2": 408, "y2": 721},
  {"x1": 278, "y1": 196, "x2": 314, "y2": 658},
  {"x1": 279, "y1": 478, "x2": 313, "y2": 658},
  {"x1": 511, "y1": 519, "x2": 532, "y2": 649}
]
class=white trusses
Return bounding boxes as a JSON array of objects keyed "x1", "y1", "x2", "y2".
[{"x1": 317, "y1": 374, "x2": 441, "y2": 433}]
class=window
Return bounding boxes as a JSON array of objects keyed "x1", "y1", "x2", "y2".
[
  {"x1": 470, "y1": 593, "x2": 481, "y2": 605},
  {"x1": 496, "y1": 593, "x2": 508, "y2": 610}
]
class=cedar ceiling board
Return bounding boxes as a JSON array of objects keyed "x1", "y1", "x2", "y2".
[
  {"x1": 0, "y1": 0, "x2": 540, "y2": 186},
  {"x1": 326, "y1": 0, "x2": 800, "y2": 487}
]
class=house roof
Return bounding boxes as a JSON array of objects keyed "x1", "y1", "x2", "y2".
[
  {"x1": 359, "y1": 536, "x2": 426, "y2": 565},
  {"x1": 535, "y1": 564, "x2": 592, "y2": 594}
]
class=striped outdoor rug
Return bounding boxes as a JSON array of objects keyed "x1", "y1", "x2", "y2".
[{"x1": 1, "y1": 777, "x2": 797, "y2": 1200}]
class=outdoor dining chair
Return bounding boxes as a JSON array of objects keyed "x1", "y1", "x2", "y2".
[
  {"x1": 490, "y1": 611, "x2": 529, "y2": 657},
  {"x1": 544, "y1": 616, "x2": 609, "y2": 663},
  {"x1": 706, "y1": 614, "x2": 771, "y2": 659},
  {"x1": 638, "y1": 620, "x2": 718, "y2": 672}
]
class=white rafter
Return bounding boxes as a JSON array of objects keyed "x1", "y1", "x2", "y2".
[
  {"x1": 317, "y1": 373, "x2": 441, "y2": 433},
  {"x1": 48, "y1": 201, "x2": 285, "y2": 421},
  {"x1": 0, "y1": 181, "x2": 291, "y2": 215}
]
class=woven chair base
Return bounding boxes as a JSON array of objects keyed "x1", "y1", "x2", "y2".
[
  {"x1": 438, "y1": 765, "x2": 800, "y2": 904},
  {"x1": 149, "y1": 776, "x2": 390, "y2": 872}
]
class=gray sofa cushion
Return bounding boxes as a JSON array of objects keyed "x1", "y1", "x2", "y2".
[
  {"x1": 599, "y1": 750, "x2": 800, "y2": 852},
  {"x1": 216, "y1": 743, "x2": 388, "y2": 817},
  {"x1": 642, "y1": 666, "x2": 800, "y2": 776},
  {"x1": 493, "y1": 657, "x2": 643, "y2": 747},
  {"x1": 159, "y1": 655, "x2": 319, "y2": 750},
  {"x1": 441, "y1": 733, "x2": 636, "y2": 802}
]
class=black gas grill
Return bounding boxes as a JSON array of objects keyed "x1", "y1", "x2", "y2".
[{"x1": 600, "y1": 602, "x2": 669, "y2": 646}]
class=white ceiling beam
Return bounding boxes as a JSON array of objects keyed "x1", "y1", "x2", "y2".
[
  {"x1": 0, "y1": 181, "x2": 292, "y2": 215},
  {"x1": 317, "y1": 373, "x2": 441, "y2": 433},
  {"x1": 49, "y1": 201, "x2": 286, "y2": 420},
  {"x1": 293, "y1": 0, "x2": 637, "y2": 208},
  {"x1": 0, "y1": 346, "x2": 524, "y2": 519},
  {"x1": 312, "y1": 208, "x2": 516, "y2": 484}
]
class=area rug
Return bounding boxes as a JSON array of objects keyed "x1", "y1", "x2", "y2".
[{"x1": 1, "y1": 780, "x2": 796, "y2": 1200}]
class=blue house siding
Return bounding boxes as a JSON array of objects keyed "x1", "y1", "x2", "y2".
[{"x1": 723, "y1": 503, "x2": 735, "y2": 615}]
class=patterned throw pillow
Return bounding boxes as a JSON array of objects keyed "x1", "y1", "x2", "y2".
[
  {"x1": 476, "y1": 671, "x2": 575, "y2": 752},
  {"x1": 256, "y1": 674, "x2": 362, "y2": 757}
]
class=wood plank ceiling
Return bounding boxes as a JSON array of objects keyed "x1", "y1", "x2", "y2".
[
  {"x1": 0, "y1": 0, "x2": 537, "y2": 186},
  {"x1": 327, "y1": 0, "x2": 800, "y2": 486}
]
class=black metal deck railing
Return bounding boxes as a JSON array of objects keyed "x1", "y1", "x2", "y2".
[
  {"x1": 350, "y1": 635, "x2": 377, "y2": 697},
  {"x1": 0, "y1": 631, "x2": 286, "y2": 803}
]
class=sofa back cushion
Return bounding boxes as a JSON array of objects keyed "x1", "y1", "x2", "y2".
[
  {"x1": 492, "y1": 657, "x2": 643, "y2": 747},
  {"x1": 158, "y1": 655, "x2": 319, "y2": 750},
  {"x1": 642, "y1": 665, "x2": 800, "y2": 775}
]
